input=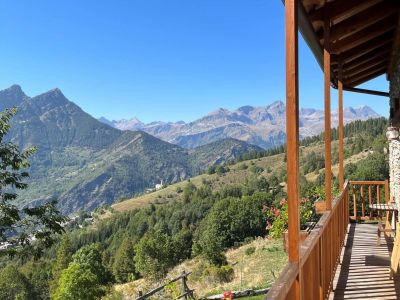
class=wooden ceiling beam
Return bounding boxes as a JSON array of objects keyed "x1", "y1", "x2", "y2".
[
  {"x1": 317, "y1": 1, "x2": 397, "y2": 42},
  {"x1": 309, "y1": 0, "x2": 384, "y2": 24},
  {"x1": 343, "y1": 60, "x2": 388, "y2": 79},
  {"x1": 347, "y1": 70, "x2": 386, "y2": 87},
  {"x1": 335, "y1": 52, "x2": 390, "y2": 76},
  {"x1": 330, "y1": 18, "x2": 396, "y2": 54},
  {"x1": 335, "y1": 33, "x2": 393, "y2": 65},
  {"x1": 342, "y1": 86, "x2": 389, "y2": 97},
  {"x1": 346, "y1": 67, "x2": 386, "y2": 87},
  {"x1": 333, "y1": 47, "x2": 391, "y2": 72}
]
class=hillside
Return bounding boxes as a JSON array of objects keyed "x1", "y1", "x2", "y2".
[
  {"x1": 100, "y1": 101, "x2": 380, "y2": 149},
  {"x1": 115, "y1": 238, "x2": 287, "y2": 299},
  {"x1": 1, "y1": 117, "x2": 388, "y2": 300},
  {"x1": 0, "y1": 85, "x2": 262, "y2": 214}
]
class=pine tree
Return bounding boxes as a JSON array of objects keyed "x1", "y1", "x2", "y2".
[
  {"x1": 113, "y1": 238, "x2": 136, "y2": 283},
  {"x1": 50, "y1": 236, "x2": 73, "y2": 296}
]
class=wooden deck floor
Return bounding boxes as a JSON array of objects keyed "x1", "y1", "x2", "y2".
[{"x1": 330, "y1": 223, "x2": 400, "y2": 300}]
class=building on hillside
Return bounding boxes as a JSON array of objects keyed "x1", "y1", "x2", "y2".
[{"x1": 155, "y1": 180, "x2": 164, "y2": 190}]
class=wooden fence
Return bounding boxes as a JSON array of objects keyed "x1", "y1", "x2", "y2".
[
  {"x1": 349, "y1": 180, "x2": 389, "y2": 220},
  {"x1": 136, "y1": 271, "x2": 194, "y2": 300},
  {"x1": 266, "y1": 181, "x2": 350, "y2": 299}
]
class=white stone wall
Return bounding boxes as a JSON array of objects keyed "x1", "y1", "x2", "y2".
[
  {"x1": 389, "y1": 137, "x2": 400, "y2": 205},
  {"x1": 389, "y1": 56, "x2": 400, "y2": 206}
]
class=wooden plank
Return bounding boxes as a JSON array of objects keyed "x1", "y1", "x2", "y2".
[
  {"x1": 342, "y1": 86, "x2": 389, "y2": 97},
  {"x1": 344, "y1": 60, "x2": 388, "y2": 81},
  {"x1": 347, "y1": 68, "x2": 387, "y2": 87},
  {"x1": 353, "y1": 188, "x2": 357, "y2": 219},
  {"x1": 330, "y1": 17, "x2": 396, "y2": 54},
  {"x1": 338, "y1": 75, "x2": 344, "y2": 191},
  {"x1": 136, "y1": 272, "x2": 192, "y2": 300},
  {"x1": 324, "y1": 14, "x2": 332, "y2": 211},
  {"x1": 309, "y1": 0, "x2": 384, "y2": 24},
  {"x1": 285, "y1": 10, "x2": 300, "y2": 300},
  {"x1": 361, "y1": 185, "x2": 365, "y2": 218},
  {"x1": 390, "y1": 223, "x2": 400, "y2": 279},
  {"x1": 369, "y1": 185, "x2": 373, "y2": 218},
  {"x1": 342, "y1": 56, "x2": 390, "y2": 77},
  {"x1": 331, "y1": 223, "x2": 399, "y2": 299},
  {"x1": 325, "y1": 1, "x2": 397, "y2": 42},
  {"x1": 339, "y1": 33, "x2": 393, "y2": 65},
  {"x1": 334, "y1": 48, "x2": 390, "y2": 72}
]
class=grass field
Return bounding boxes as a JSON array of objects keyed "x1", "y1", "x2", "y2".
[{"x1": 115, "y1": 237, "x2": 287, "y2": 299}]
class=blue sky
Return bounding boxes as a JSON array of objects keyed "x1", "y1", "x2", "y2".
[{"x1": 0, "y1": 0, "x2": 389, "y2": 123}]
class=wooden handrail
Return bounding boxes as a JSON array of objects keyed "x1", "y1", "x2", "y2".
[
  {"x1": 349, "y1": 180, "x2": 389, "y2": 220},
  {"x1": 267, "y1": 181, "x2": 350, "y2": 300}
]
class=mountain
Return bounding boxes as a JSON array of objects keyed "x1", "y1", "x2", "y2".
[
  {"x1": 0, "y1": 85, "x2": 261, "y2": 214},
  {"x1": 100, "y1": 101, "x2": 380, "y2": 149}
]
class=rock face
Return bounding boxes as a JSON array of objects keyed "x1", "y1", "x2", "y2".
[
  {"x1": 0, "y1": 85, "x2": 262, "y2": 214},
  {"x1": 100, "y1": 101, "x2": 380, "y2": 149}
]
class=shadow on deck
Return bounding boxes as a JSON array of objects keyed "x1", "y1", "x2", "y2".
[{"x1": 330, "y1": 223, "x2": 400, "y2": 300}]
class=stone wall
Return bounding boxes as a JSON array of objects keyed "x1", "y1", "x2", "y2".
[
  {"x1": 389, "y1": 55, "x2": 400, "y2": 206},
  {"x1": 390, "y1": 56, "x2": 400, "y2": 114}
]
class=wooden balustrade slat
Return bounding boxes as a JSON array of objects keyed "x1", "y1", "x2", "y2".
[
  {"x1": 361, "y1": 185, "x2": 365, "y2": 217},
  {"x1": 369, "y1": 185, "x2": 373, "y2": 218},
  {"x1": 353, "y1": 188, "x2": 357, "y2": 219}
]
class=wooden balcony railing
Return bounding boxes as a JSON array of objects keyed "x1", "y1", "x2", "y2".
[
  {"x1": 266, "y1": 181, "x2": 350, "y2": 300},
  {"x1": 349, "y1": 180, "x2": 389, "y2": 220}
]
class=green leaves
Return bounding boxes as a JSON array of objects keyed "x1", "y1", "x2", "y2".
[
  {"x1": 0, "y1": 107, "x2": 66, "y2": 258},
  {"x1": 53, "y1": 262, "x2": 101, "y2": 300}
]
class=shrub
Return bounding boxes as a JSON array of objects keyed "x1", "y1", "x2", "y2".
[
  {"x1": 202, "y1": 265, "x2": 234, "y2": 284},
  {"x1": 245, "y1": 246, "x2": 256, "y2": 256}
]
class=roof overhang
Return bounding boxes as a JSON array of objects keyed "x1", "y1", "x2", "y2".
[{"x1": 283, "y1": 0, "x2": 400, "y2": 91}]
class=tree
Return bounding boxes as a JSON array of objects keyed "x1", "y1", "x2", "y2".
[
  {"x1": 0, "y1": 265, "x2": 33, "y2": 300},
  {"x1": 72, "y1": 243, "x2": 111, "y2": 284},
  {"x1": 0, "y1": 108, "x2": 66, "y2": 258},
  {"x1": 134, "y1": 230, "x2": 175, "y2": 278},
  {"x1": 53, "y1": 263, "x2": 100, "y2": 300},
  {"x1": 183, "y1": 182, "x2": 196, "y2": 203},
  {"x1": 193, "y1": 196, "x2": 266, "y2": 265},
  {"x1": 21, "y1": 259, "x2": 52, "y2": 300},
  {"x1": 351, "y1": 153, "x2": 389, "y2": 181},
  {"x1": 50, "y1": 236, "x2": 73, "y2": 295},
  {"x1": 113, "y1": 238, "x2": 136, "y2": 283}
]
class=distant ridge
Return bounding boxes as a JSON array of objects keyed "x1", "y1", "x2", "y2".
[
  {"x1": 99, "y1": 101, "x2": 380, "y2": 149},
  {"x1": 0, "y1": 85, "x2": 262, "y2": 214}
]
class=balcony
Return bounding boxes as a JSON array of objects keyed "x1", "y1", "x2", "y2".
[{"x1": 267, "y1": 180, "x2": 400, "y2": 299}]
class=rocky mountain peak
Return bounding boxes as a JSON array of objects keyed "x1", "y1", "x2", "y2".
[
  {"x1": 267, "y1": 100, "x2": 285, "y2": 113},
  {"x1": 236, "y1": 105, "x2": 255, "y2": 115},
  {"x1": 0, "y1": 84, "x2": 28, "y2": 109}
]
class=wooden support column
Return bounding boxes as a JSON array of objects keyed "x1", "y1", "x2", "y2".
[
  {"x1": 338, "y1": 62, "x2": 344, "y2": 191},
  {"x1": 324, "y1": 16, "x2": 332, "y2": 210},
  {"x1": 285, "y1": 0, "x2": 299, "y2": 265},
  {"x1": 285, "y1": 1, "x2": 301, "y2": 297}
]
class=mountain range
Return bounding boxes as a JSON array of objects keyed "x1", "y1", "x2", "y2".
[
  {"x1": 99, "y1": 102, "x2": 380, "y2": 149},
  {"x1": 0, "y1": 85, "x2": 261, "y2": 214}
]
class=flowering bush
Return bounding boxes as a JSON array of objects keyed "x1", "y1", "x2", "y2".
[{"x1": 265, "y1": 198, "x2": 316, "y2": 239}]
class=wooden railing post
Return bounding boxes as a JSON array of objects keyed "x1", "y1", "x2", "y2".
[
  {"x1": 338, "y1": 61, "x2": 344, "y2": 191},
  {"x1": 285, "y1": 0, "x2": 300, "y2": 298},
  {"x1": 324, "y1": 15, "x2": 332, "y2": 210}
]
